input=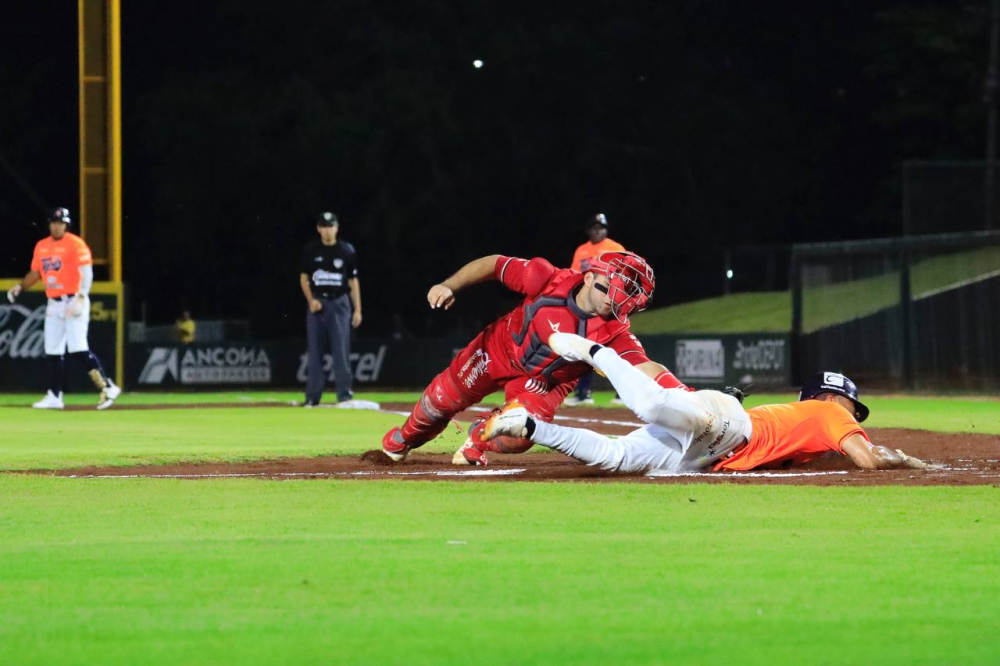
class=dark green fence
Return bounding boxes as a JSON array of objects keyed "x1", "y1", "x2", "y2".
[{"x1": 790, "y1": 231, "x2": 1000, "y2": 390}]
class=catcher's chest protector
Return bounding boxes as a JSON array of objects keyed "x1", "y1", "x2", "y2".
[{"x1": 504, "y1": 271, "x2": 628, "y2": 386}]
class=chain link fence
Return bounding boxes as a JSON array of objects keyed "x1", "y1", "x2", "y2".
[{"x1": 791, "y1": 231, "x2": 1000, "y2": 390}]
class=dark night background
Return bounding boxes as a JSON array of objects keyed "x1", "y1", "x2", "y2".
[{"x1": 1, "y1": 1, "x2": 990, "y2": 339}]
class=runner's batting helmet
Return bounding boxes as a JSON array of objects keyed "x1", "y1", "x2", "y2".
[
  {"x1": 47, "y1": 207, "x2": 71, "y2": 225},
  {"x1": 586, "y1": 251, "x2": 655, "y2": 323},
  {"x1": 798, "y1": 372, "x2": 870, "y2": 422}
]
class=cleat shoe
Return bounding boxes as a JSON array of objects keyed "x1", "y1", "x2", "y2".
[
  {"x1": 33, "y1": 390, "x2": 65, "y2": 410},
  {"x1": 452, "y1": 438, "x2": 488, "y2": 466},
  {"x1": 381, "y1": 427, "x2": 411, "y2": 462},
  {"x1": 548, "y1": 332, "x2": 601, "y2": 364},
  {"x1": 563, "y1": 394, "x2": 595, "y2": 407},
  {"x1": 483, "y1": 400, "x2": 531, "y2": 440},
  {"x1": 97, "y1": 382, "x2": 122, "y2": 410}
]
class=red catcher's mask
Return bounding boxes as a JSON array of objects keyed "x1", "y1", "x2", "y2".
[{"x1": 586, "y1": 251, "x2": 655, "y2": 323}]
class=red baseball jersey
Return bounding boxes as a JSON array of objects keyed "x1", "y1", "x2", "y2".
[{"x1": 485, "y1": 256, "x2": 650, "y2": 388}]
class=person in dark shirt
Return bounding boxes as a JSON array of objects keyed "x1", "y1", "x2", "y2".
[{"x1": 298, "y1": 212, "x2": 362, "y2": 406}]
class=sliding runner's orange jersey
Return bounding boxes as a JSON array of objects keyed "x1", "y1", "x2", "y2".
[
  {"x1": 715, "y1": 399, "x2": 867, "y2": 471},
  {"x1": 30, "y1": 232, "x2": 93, "y2": 298}
]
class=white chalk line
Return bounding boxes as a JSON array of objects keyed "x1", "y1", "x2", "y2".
[
  {"x1": 62, "y1": 468, "x2": 528, "y2": 480},
  {"x1": 647, "y1": 469, "x2": 849, "y2": 478},
  {"x1": 351, "y1": 468, "x2": 526, "y2": 477}
]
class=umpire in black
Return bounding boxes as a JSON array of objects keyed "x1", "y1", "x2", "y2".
[{"x1": 299, "y1": 212, "x2": 362, "y2": 406}]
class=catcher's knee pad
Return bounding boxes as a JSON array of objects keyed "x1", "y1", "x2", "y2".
[
  {"x1": 399, "y1": 370, "x2": 469, "y2": 447},
  {"x1": 510, "y1": 390, "x2": 562, "y2": 423}
]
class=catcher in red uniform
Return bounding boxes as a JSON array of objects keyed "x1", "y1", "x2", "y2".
[{"x1": 381, "y1": 251, "x2": 687, "y2": 465}]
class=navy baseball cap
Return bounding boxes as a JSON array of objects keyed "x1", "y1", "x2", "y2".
[
  {"x1": 47, "y1": 207, "x2": 71, "y2": 225},
  {"x1": 316, "y1": 211, "x2": 339, "y2": 227},
  {"x1": 587, "y1": 213, "x2": 608, "y2": 229}
]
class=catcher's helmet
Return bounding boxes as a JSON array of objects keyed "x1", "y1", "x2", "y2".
[
  {"x1": 47, "y1": 207, "x2": 71, "y2": 225},
  {"x1": 798, "y1": 372, "x2": 870, "y2": 422},
  {"x1": 586, "y1": 251, "x2": 655, "y2": 323}
]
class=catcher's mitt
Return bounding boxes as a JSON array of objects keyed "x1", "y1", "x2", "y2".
[{"x1": 722, "y1": 385, "x2": 750, "y2": 404}]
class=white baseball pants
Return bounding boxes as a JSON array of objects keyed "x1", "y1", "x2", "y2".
[
  {"x1": 532, "y1": 347, "x2": 752, "y2": 473},
  {"x1": 44, "y1": 296, "x2": 90, "y2": 355}
]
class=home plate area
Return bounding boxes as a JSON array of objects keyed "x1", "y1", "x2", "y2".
[{"x1": 33, "y1": 403, "x2": 1000, "y2": 486}]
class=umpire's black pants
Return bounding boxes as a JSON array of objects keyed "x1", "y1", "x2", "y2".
[{"x1": 305, "y1": 294, "x2": 353, "y2": 404}]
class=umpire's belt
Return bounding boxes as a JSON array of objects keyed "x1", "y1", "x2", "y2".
[{"x1": 313, "y1": 292, "x2": 343, "y2": 300}]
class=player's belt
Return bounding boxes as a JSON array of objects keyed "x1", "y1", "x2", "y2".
[
  {"x1": 314, "y1": 292, "x2": 342, "y2": 300},
  {"x1": 724, "y1": 439, "x2": 749, "y2": 459},
  {"x1": 49, "y1": 293, "x2": 76, "y2": 300}
]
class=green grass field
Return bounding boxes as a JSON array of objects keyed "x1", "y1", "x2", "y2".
[{"x1": 1, "y1": 392, "x2": 998, "y2": 664}]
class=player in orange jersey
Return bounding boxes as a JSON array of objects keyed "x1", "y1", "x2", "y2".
[
  {"x1": 7, "y1": 207, "x2": 122, "y2": 410},
  {"x1": 565, "y1": 213, "x2": 627, "y2": 406},
  {"x1": 570, "y1": 213, "x2": 626, "y2": 273},
  {"x1": 481, "y1": 331, "x2": 938, "y2": 473}
]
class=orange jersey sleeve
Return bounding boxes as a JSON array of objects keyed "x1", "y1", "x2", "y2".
[
  {"x1": 716, "y1": 400, "x2": 867, "y2": 471},
  {"x1": 570, "y1": 238, "x2": 626, "y2": 272},
  {"x1": 31, "y1": 233, "x2": 92, "y2": 298}
]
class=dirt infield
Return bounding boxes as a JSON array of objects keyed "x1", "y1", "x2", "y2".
[{"x1": 32, "y1": 402, "x2": 1000, "y2": 486}]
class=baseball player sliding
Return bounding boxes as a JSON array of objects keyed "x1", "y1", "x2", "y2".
[
  {"x1": 381, "y1": 251, "x2": 689, "y2": 466},
  {"x1": 481, "y1": 332, "x2": 938, "y2": 473},
  {"x1": 7, "y1": 207, "x2": 122, "y2": 410}
]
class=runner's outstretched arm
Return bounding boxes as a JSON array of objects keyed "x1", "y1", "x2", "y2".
[{"x1": 842, "y1": 435, "x2": 941, "y2": 469}]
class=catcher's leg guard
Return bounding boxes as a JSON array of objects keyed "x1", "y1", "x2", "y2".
[
  {"x1": 386, "y1": 331, "x2": 501, "y2": 454},
  {"x1": 393, "y1": 368, "x2": 474, "y2": 449}
]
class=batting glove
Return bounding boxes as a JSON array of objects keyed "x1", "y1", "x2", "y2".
[
  {"x1": 66, "y1": 295, "x2": 86, "y2": 318},
  {"x1": 895, "y1": 449, "x2": 944, "y2": 470},
  {"x1": 7, "y1": 284, "x2": 21, "y2": 303}
]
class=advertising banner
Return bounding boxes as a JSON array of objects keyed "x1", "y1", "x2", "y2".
[
  {"x1": 127, "y1": 337, "x2": 468, "y2": 389},
  {"x1": 126, "y1": 333, "x2": 791, "y2": 391},
  {"x1": 639, "y1": 334, "x2": 791, "y2": 388},
  {"x1": 0, "y1": 290, "x2": 120, "y2": 392}
]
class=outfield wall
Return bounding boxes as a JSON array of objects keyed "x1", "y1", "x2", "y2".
[
  {"x1": 125, "y1": 333, "x2": 791, "y2": 391},
  {"x1": 801, "y1": 274, "x2": 1000, "y2": 390},
  {"x1": 0, "y1": 286, "x2": 791, "y2": 392},
  {"x1": 792, "y1": 232, "x2": 1000, "y2": 389},
  {"x1": 126, "y1": 338, "x2": 467, "y2": 390}
]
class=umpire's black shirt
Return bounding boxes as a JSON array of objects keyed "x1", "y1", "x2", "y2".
[{"x1": 300, "y1": 240, "x2": 359, "y2": 300}]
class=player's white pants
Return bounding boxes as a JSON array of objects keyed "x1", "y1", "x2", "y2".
[
  {"x1": 44, "y1": 296, "x2": 90, "y2": 355},
  {"x1": 532, "y1": 347, "x2": 752, "y2": 473}
]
